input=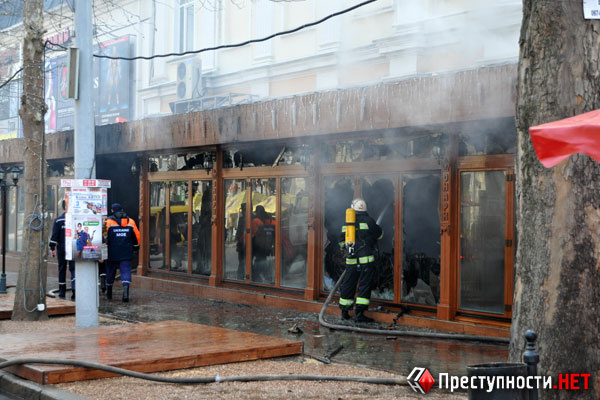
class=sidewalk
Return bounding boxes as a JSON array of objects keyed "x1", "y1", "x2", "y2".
[
  {"x1": 0, "y1": 270, "x2": 508, "y2": 399},
  {"x1": 97, "y1": 284, "x2": 508, "y2": 376}
]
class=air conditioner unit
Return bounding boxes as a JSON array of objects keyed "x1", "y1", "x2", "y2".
[{"x1": 176, "y1": 58, "x2": 203, "y2": 101}]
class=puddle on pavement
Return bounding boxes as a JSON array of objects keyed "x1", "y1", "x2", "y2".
[{"x1": 98, "y1": 287, "x2": 508, "y2": 376}]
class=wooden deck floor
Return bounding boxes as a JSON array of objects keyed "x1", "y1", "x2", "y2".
[
  {"x1": 0, "y1": 293, "x2": 75, "y2": 319},
  {"x1": 0, "y1": 320, "x2": 303, "y2": 384}
]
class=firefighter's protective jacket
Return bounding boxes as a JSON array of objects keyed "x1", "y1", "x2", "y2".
[
  {"x1": 106, "y1": 210, "x2": 141, "y2": 261},
  {"x1": 340, "y1": 211, "x2": 383, "y2": 262}
]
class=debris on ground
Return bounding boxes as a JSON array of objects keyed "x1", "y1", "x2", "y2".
[{"x1": 288, "y1": 323, "x2": 303, "y2": 335}]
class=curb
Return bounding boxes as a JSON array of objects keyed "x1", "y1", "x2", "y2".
[{"x1": 0, "y1": 370, "x2": 86, "y2": 400}]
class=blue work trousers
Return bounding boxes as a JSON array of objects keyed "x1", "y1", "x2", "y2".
[{"x1": 106, "y1": 260, "x2": 132, "y2": 287}]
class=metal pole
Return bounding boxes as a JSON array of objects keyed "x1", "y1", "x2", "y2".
[
  {"x1": 74, "y1": 0, "x2": 98, "y2": 328},
  {"x1": 523, "y1": 330, "x2": 539, "y2": 400},
  {"x1": 0, "y1": 184, "x2": 7, "y2": 294}
]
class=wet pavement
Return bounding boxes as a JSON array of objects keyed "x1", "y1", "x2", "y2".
[
  {"x1": 5, "y1": 270, "x2": 508, "y2": 377},
  {"x1": 97, "y1": 284, "x2": 508, "y2": 377}
]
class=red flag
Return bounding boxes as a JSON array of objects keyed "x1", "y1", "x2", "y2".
[{"x1": 529, "y1": 109, "x2": 600, "y2": 168}]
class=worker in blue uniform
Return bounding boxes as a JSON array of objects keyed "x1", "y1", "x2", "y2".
[
  {"x1": 49, "y1": 200, "x2": 75, "y2": 299},
  {"x1": 106, "y1": 203, "x2": 140, "y2": 302}
]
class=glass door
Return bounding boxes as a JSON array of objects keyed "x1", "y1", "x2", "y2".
[
  {"x1": 458, "y1": 169, "x2": 512, "y2": 316},
  {"x1": 168, "y1": 181, "x2": 189, "y2": 273},
  {"x1": 149, "y1": 182, "x2": 167, "y2": 270},
  {"x1": 191, "y1": 180, "x2": 212, "y2": 276},
  {"x1": 280, "y1": 177, "x2": 308, "y2": 289},
  {"x1": 223, "y1": 179, "x2": 247, "y2": 280}
]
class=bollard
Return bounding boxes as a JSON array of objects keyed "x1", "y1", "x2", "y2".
[{"x1": 522, "y1": 330, "x2": 539, "y2": 400}]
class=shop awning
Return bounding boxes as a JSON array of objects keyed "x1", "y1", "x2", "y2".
[{"x1": 530, "y1": 109, "x2": 600, "y2": 168}]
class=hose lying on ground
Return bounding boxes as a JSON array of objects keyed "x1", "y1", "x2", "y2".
[
  {"x1": 0, "y1": 358, "x2": 406, "y2": 385},
  {"x1": 319, "y1": 269, "x2": 510, "y2": 344}
]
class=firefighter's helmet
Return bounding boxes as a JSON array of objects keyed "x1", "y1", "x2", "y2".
[{"x1": 351, "y1": 198, "x2": 367, "y2": 212}]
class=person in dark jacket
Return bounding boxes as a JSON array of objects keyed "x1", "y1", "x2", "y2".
[
  {"x1": 49, "y1": 199, "x2": 75, "y2": 299},
  {"x1": 106, "y1": 203, "x2": 140, "y2": 302},
  {"x1": 339, "y1": 198, "x2": 383, "y2": 323},
  {"x1": 251, "y1": 205, "x2": 275, "y2": 283}
]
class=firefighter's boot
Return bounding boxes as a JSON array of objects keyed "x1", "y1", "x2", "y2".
[
  {"x1": 355, "y1": 307, "x2": 374, "y2": 323},
  {"x1": 70, "y1": 289, "x2": 75, "y2": 300},
  {"x1": 341, "y1": 309, "x2": 351, "y2": 321},
  {"x1": 100, "y1": 275, "x2": 106, "y2": 293},
  {"x1": 58, "y1": 284, "x2": 66, "y2": 299},
  {"x1": 122, "y1": 285, "x2": 129, "y2": 303},
  {"x1": 106, "y1": 285, "x2": 112, "y2": 300}
]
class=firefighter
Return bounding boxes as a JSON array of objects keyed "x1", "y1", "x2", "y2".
[
  {"x1": 339, "y1": 198, "x2": 382, "y2": 323},
  {"x1": 106, "y1": 203, "x2": 140, "y2": 302},
  {"x1": 49, "y1": 199, "x2": 75, "y2": 299}
]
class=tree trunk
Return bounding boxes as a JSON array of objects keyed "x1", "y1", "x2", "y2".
[
  {"x1": 12, "y1": 0, "x2": 47, "y2": 321},
  {"x1": 510, "y1": 1, "x2": 600, "y2": 398}
]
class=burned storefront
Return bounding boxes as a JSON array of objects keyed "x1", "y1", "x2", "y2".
[{"x1": 0, "y1": 65, "x2": 517, "y2": 333}]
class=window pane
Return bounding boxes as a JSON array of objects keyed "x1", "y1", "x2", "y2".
[
  {"x1": 169, "y1": 181, "x2": 188, "y2": 273},
  {"x1": 16, "y1": 186, "x2": 24, "y2": 251},
  {"x1": 223, "y1": 179, "x2": 247, "y2": 280},
  {"x1": 459, "y1": 131, "x2": 516, "y2": 156},
  {"x1": 459, "y1": 171, "x2": 506, "y2": 314},
  {"x1": 7, "y1": 186, "x2": 16, "y2": 251},
  {"x1": 58, "y1": 186, "x2": 66, "y2": 207},
  {"x1": 149, "y1": 182, "x2": 167, "y2": 270},
  {"x1": 322, "y1": 176, "x2": 354, "y2": 292},
  {"x1": 324, "y1": 135, "x2": 443, "y2": 164},
  {"x1": 186, "y1": 5, "x2": 194, "y2": 52},
  {"x1": 401, "y1": 174, "x2": 441, "y2": 306},
  {"x1": 191, "y1": 180, "x2": 212, "y2": 276},
  {"x1": 251, "y1": 178, "x2": 276, "y2": 285},
  {"x1": 362, "y1": 175, "x2": 395, "y2": 301},
  {"x1": 179, "y1": 8, "x2": 185, "y2": 53},
  {"x1": 280, "y1": 178, "x2": 308, "y2": 289},
  {"x1": 149, "y1": 153, "x2": 214, "y2": 172},
  {"x1": 222, "y1": 145, "x2": 306, "y2": 169}
]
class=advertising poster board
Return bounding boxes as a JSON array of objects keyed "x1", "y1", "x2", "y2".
[
  {"x1": 44, "y1": 57, "x2": 58, "y2": 133},
  {"x1": 62, "y1": 179, "x2": 110, "y2": 260},
  {"x1": 55, "y1": 55, "x2": 75, "y2": 132},
  {"x1": 97, "y1": 36, "x2": 131, "y2": 126},
  {"x1": 71, "y1": 214, "x2": 103, "y2": 260}
]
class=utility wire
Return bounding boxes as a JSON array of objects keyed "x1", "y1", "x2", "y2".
[
  {"x1": 0, "y1": 39, "x2": 67, "y2": 91},
  {"x1": 1, "y1": 0, "x2": 377, "y2": 88},
  {"x1": 94, "y1": 0, "x2": 378, "y2": 61},
  {"x1": 0, "y1": 67, "x2": 23, "y2": 90},
  {"x1": 1, "y1": 0, "x2": 377, "y2": 89}
]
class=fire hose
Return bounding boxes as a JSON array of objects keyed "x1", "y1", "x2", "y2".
[
  {"x1": 319, "y1": 268, "x2": 510, "y2": 344},
  {"x1": 0, "y1": 358, "x2": 406, "y2": 386}
]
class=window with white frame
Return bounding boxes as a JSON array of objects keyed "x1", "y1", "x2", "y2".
[{"x1": 177, "y1": 0, "x2": 195, "y2": 53}]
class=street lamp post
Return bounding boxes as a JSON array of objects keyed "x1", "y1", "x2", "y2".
[{"x1": 0, "y1": 166, "x2": 21, "y2": 295}]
